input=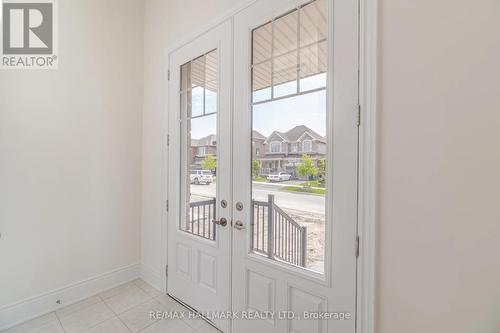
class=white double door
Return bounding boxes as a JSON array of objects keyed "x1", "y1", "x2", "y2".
[{"x1": 167, "y1": 1, "x2": 358, "y2": 332}]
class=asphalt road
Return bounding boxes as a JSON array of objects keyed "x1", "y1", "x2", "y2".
[{"x1": 190, "y1": 181, "x2": 325, "y2": 215}]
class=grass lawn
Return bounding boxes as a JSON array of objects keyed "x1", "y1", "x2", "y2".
[
  {"x1": 253, "y1": 176, "x2": 268, "y2": 182},
  {"x1": 281, "y1": 186, "x2": 326, "y2": 195},
  {"x1": 300, "y1": 180, "x2": 325, "y2": 188}
]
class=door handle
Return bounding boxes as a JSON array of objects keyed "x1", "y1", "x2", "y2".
[
  {"x1": 213, "y1": 218, "x2": 228, "y2": 227},
  {"x1": 233, "y1": 220, "x2": 245, "y2": 230}
]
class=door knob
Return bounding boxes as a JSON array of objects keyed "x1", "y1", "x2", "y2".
[
  {"x1": 213, "y1": 218, "x2": 228, "y2": 227},
  {"x1": 233, "y1": 220, "x2": 245, "y2": 230}
]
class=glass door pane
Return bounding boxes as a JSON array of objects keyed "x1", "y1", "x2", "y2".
[
  {"x1": 180, "y1": 50, "x2": 219, "y2": 241},
  {"x1": 250, "y1": 0, "x2": 327, "y2": 273}
]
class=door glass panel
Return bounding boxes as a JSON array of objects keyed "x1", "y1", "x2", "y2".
[
  {"x1": 252, "y1": 22, "x2": 272, "y2": 64},
  {"x1": 180, "y1": 50, "x2": 218, "y2": 241},
  {"x1": 273, "y1": 51, "x2": 298, "y2": 98},
  {"x1": 250, "y1": 0, "x2": 327, "y2": 273},
  {"x1": 299, "y1": 41, "x2": 327, "y2": 92},
  {"x1": 252, "y1": 61, "x2": 272, "y2": 103},
  {"x1": 273, "y1": 9, "x2": 298, "y2": 57},
  {"x1": 299, "y1": 0, "x2": 327, "y2": 47},
  {"x1": 191, "y1": 86, "x2": 204, "y2": 117}
]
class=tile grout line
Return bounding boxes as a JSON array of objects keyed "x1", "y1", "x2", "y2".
[
  {"x1": 100, "y1": 299, "x2": 133, "y2": 333},
  {"x1": 101, "y1": 291, "x2": 169, "y2": 333},
  {"x1": 100, "y1": 283, "x2": 157, "y2": 315},
  {"x1": 54, "y1": 310, "x2": 67, "y2": 333},
  {"x1": 160, "y1": 295, "x2": 215, "y2": 332},
  {"x1": 114, "y1": 314, "x2": 134, "y2": 333},
  {"x1": 55, "y1": 295, "x2": 102, "y2": 320},
  {"x1": 125, "y1": 294, "x2": 171, "y2": 333},
  {"x1": 98, "y1": 282, "x2": 137, "y2": 302},
  {"x1": 75, "y1": 296, "x2": 124, "y2": 333},
  {"x1": 4, "y1": 282, "x2": 148, "y2": 333},
  {"x1": 111, "y1": 296, "x2": 157, "y2": 316},
  {"x1": 56, "y1": 287, "x2": 132, "y2": 333},
  {"x1": 135, "y1": 318, "x2": 160, "y2": 333},
  {"x1": 133, "y1": 283, "x2": 153, "y2": 296},
  {"x1": 166, "y1": 296, "x2": 216, "y2": 331},
  {"x1": 132, "y1": 279, "x2": 163, "y2": 298},
  {"x1": 135, "y1": 294, "x2": 196, "y2": 333},
  {"x1": 53, "y1": 284, "x2": 126, "y2": 328},
  {"x1": 124, "y1": 294, "x2": 166, "y2": 333},
  {"x1": 100, "y1": 300, "x2": 135, "y2": 333}
]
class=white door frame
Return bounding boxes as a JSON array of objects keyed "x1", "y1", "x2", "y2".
[
  {"x1": 160, "y1": 1, "x2": 378, "y2": 332},
  {"x1": 355, "y1": 0, "x2": 378, "y2": 332}
]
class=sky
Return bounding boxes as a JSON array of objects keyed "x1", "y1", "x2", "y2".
[
  {"x1": 191, "y1": 74, "x2": 326, "y2": 139},
  {"x1": 253, "y1": 90, "x2": 326, "y2": 137}
]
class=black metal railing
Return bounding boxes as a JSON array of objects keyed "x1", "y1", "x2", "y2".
[
  {"x1": 186, "y1": 198, "x2": 217, "y2": 240},
  {"x1": 251, "y1": 194, "x2": 307, "y2": 267}
]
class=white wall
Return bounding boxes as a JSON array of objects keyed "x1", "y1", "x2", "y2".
[
  {"x1": 142, "y1": 0, "x2": 249, "y2": 288},
  {"x1": 0, "y1": 0, "x2": 143, "y2": 319},
  {"x1": 377, "y1": 0, "x2": 500, "y2": 332},
  {"x1": 143, "y1": 0, "x2": 500, "y2": 332}
]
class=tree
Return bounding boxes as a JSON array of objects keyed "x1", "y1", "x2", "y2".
[
  {"x1": 252, "y1": 160, "x2": 261, "y2": 179},
  {"x1": 201, "y1": 154, "x2": 216, "y2": 171},
  {"x1": 318, "y1": 159, "x2": 326, "y2": 185},
  {"x1": 297, "y1": 154, "x2": 318, "y2": 187}
]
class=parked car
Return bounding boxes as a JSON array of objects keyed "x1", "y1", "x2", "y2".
[
  {"x1": 190, "y1": 170, "x2": 214, "y2": 184},
  {"x1": 267, "y1": 172, "x2": 292, "y2": 182}
]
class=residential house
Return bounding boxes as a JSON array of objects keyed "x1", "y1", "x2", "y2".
[
  {"x1": 190, "y1": 134, "x2": 217, "y2": 169},
  {"x1": 253, "y1": 125, "x2": 326, "y2": 177},
  {"x1": 189, "y1": 126, "x2": 324, "y2": 175},
  {"x1": 252, "y1": 130, "x2": 266, "y2": 160}
]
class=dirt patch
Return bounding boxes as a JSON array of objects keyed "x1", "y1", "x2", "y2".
[{"x1": 285, "y1": 208, "x2": 325, "y2": 271}]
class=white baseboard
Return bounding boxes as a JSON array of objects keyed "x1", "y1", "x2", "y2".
[
  {"x1": 0, "y1": 263, "x2": 140, "y2": 331},
  {"x1": 140, "y1": 264, "x2": 163, "y2": 293}
]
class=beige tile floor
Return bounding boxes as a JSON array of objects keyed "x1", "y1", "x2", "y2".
[{"x1": 2, "y1": 279, "x2": 220, "y2": 333}]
